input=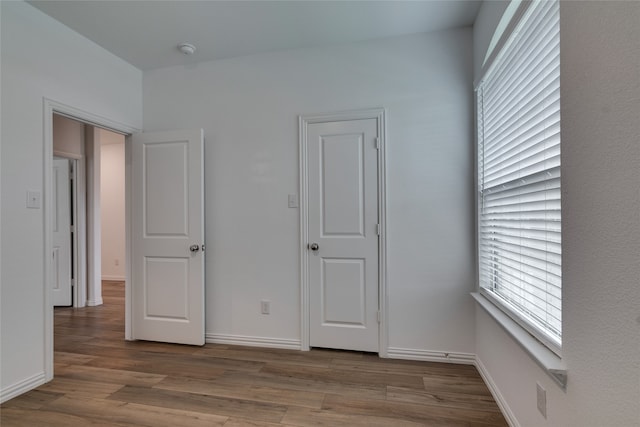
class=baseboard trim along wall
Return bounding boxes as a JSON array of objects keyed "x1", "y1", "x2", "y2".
[
  {"x1": 386, "y1": 347, "x2": 476, "y2": 365},
  {"x1": 475, "y1": 356, "x2": 519, "y2": 427},
  {"x1": 205, "y1": 333, "x2": 302, "y2": 350},
  {"x1": 102, "y1": 275, "x2": 125, "y2": 281},
  {"x1": 0, "y1": 372, "x2": 47, "y2": 404},
  {"x1": 86, "y1": 297, "x2": 103, "y2": 306}
]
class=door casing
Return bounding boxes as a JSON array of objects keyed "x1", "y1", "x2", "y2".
[
  {"x1": 298, "y1": 108, "x2": 388, "y2": 356},
  {"x1": 43, "y1": 98, "x2": 139, "y2": 381}
]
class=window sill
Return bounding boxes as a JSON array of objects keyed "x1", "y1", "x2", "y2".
[{"x1": 472, "y1": 292, "x2": 567, "y2": 389}]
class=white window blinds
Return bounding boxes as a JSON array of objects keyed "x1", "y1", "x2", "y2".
[{"x1": 477, "y1": 0, "x2": 561, "y2": 351}]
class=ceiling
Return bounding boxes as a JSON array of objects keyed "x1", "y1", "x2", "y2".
[{"x1": 28, "y1": 1, "x2": 481, "y2": 71}]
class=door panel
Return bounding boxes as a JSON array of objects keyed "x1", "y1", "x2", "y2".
[
  {"x1": 145, "y1": 257, "x2": 189, "y2": 319},
  {"x1": 321, "y1": 135, "x2": 365, "y2": 236},
  {"x1": 322, "y1": 258, "x2": 366, "y2": 326},
  {"x1": 308, "y1": 119, "x2": 379, "y2": 352},
  {"x1": 144, "y1": 142, "x2": 189, "y2": 236},
  {"x1": 132, "y1": 129, "x2": 204, "y2": 346},
  {"x1": 52, "y1": 158, "x2": 72, "y2": 306}
]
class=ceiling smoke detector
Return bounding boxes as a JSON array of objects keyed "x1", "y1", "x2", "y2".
[{"x1": 178, "y1": 43, "x2": 196, "y2": 55}]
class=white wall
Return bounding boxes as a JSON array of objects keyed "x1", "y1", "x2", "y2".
[
  {"x1": 0, "y1": 1, "x2": 141, "y2": 399},
  {"x1": 473, "y1": 2, "x2": 640, "y2": 426},
  {"x1": 144, "y1": 30, "x2": 476, "y2": 356},
  {"x1": 100, "y1": 131, "x2": 126, "y2": 280},
  {"x1": 53, "y1": 114, "x2": 85, "y2": 157}
]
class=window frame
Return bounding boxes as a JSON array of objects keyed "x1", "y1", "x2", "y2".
[{"x1": 475, "y1": 0, "x2": 562, "y2": 356}]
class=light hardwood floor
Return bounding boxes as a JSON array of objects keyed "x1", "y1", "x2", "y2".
[{"x1": 1, "y1": 281, "x2": 507, "y2": 426}]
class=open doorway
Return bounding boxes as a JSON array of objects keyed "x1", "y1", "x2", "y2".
[
  {"x1": 100, "y1": 133, "x2": 126, "y2": 285},
  {"x1": 44, "y1": 100, "x2": 205, "y2": 382},
  {"x1": 44, "y1": 100, "x2": 137, "y2": 382},
  {"x1": 51, "y1": 114, "x2": 125, "y2": 309}
]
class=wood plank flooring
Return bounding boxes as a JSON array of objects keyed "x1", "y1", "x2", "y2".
[{"x1": 1, "y1": 281, "x2": 507, "y2": 426}]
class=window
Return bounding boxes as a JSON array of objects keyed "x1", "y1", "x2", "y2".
[{"x1": 477, "y1": 0, "x2": 561, "y2": 352}]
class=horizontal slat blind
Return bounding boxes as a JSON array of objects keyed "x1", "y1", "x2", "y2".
[{"x1": 478, "y1": 0, "x2": 561, "y2": 350}]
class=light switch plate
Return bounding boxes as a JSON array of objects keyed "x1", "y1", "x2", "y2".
[
  {"x1": 288, "y1": 194, "x2": 298, "y2": 208},
  {"x1": 26, "y1": 191, "x2": 41, "y2": 209}
]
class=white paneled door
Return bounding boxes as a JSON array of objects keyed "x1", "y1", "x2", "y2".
[
  {"x1": 52, "y1": 158, "x2": 72, "y2": 306},
  {"x1": 131, "y1": 129, "x2": 205, "y2": 345},
  {"x1": 307, "y1": 118, "x2": 379, "y2": 352}
]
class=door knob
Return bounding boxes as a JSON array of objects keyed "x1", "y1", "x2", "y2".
[
  {"x1": 308, "y1": 243, "x2": 319, "y2": 251},
  {"x1": 189, "y1": 244, "x2": 200, "y2": 253}
]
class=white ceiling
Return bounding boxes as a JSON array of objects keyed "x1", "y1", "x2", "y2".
[{"x1": 28, "y1": 1, "x2": 481, "y2": 71}]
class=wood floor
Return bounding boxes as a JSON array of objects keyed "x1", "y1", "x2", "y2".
[{"x1": 1, "y1": 281, "x2": 507, "y2": 426}]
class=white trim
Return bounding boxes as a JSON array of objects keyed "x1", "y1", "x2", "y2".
[
  {"x1": 475, "y1": 356, "x2": 520, "y2": 427},
  {"x1": 43, "y1": 98, "x2": 139, "y2": 383},
  {"x1": 298, "y1": 116, "x2": 309, "y2": 350},
  {"x1": 70, "y1": 158, "x2": 85, "y2": 309},
  {"x1": 386, "y1": 347, "x2": 476, "y2": 365},
  {"x1": 472, "y1": 293, "x2": 567, "y2": 388},
  {"x1": 0, "y1": 372, "x2": 47, "y2": 404},
  {"x1": 52, "y1": 149, "x2": 83, "y2": 160},
  {"x1": 86, "y1": 297, "x2": 104, "y2": 307},
  {"x1": 298, "y1": 108, "x2": 388, "y2": 355},
  {"x1": 124, "y1": 136, "x2": 133, "y2": 341},
  {"x1": 102, "y1": 275, "x2": 126, "y2": 281},
  {"x1": 205, "y1": 334, "x2": 302, "y2": 350},
  {"x1": 48, "y1": 101, "x2": 137, "y2": 136},
  {"x1": 74, "y1": 157, "x2": 88, "y2": 309},
  {"x1": 85, "y1": 126, "x2": 102, "y2": 309}
]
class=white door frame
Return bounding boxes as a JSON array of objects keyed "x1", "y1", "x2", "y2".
[
  {"x1": 43, "y1": 98, "x2": 139, "y2": 381},
  {"x1": 298, "y1": 108, "x2": 388, "y2": 356}
]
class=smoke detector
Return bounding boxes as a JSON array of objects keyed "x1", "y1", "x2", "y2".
[{"x1": 178, "y1": 43, "x2": 196, "y2": 55}]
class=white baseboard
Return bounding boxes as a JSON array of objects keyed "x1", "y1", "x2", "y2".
[
  {"x1": 102, "y1": 275, "x2": 125, "y2": 281},
  {"x1": 386, "y1": 347, "x2": 476, "y2": 365},
  {"x1": 0, "y1": 372, "x2": 46, "y2": 404},
  {"x1": 205, "y1": 333, "x2": 301, "y2": 350},
  {"x1": 475, "y1": 356, "x2": 520, "y2": 427},
  {"x1": 86, "y1": 297, "x2": 103, "y2": 306}
]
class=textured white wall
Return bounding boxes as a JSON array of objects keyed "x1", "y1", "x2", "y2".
[
  {"x1": 100, "y1": 132, "x2": 126, "y2": 281},
  {"x1": 473, "y1": 2, "x2": 640, "y2": 425},
  {"x1": 0, "y1": 1, "x2": 141, "y2": 397},
  {"x1": 144, "y1": 30, "x2": 476, "y2": 355}
]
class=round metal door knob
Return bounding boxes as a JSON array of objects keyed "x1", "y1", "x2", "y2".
[
  {"x1": 189, "y1": 244, "x2": 200, "y2": 252},
  {"x1": 309, "y1": 243, "x2": 319, "y2": 251}
]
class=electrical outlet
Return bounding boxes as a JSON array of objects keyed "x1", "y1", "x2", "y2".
[
  {"x1": 536, "y1": 382, "x2": 547, "y2": 418},
  {"x1": 261, "y1": 300, "x2": 270, "y2": 315},
  {"x1": 114, "y1": 259, "x2": 119, "y2": 266}
]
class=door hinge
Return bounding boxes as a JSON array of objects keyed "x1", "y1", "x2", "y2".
[
  {"x1": 375, "y1": 224, "x2": 381, "y2": 236},
  {"x1": 377, "y1": 310, "x2": 381, "y2": 323},
  {"x1": 70, "y1": 225, "x2": 76, "y2": 233},
  {"x1": 375, "y1": 138, "x2": 380, "y2": 150},
  {"x1": 71, "y1": 279, "x2": 76, "y2": 288}
]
